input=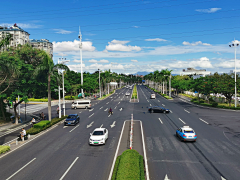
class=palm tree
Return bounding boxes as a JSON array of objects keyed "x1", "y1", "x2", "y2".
[{"x1": 34, "y1": 54, "x2": 69, "y2": 121}]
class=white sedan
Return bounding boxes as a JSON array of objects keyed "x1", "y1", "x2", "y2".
[
  {"x1": 126, "y1": 92, "x2": 130, "y2": 96},
  {"x1": 89, "y1": 128, "x2": 108, "y2": 145}
]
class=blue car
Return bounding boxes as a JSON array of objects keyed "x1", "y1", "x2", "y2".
[
  {"x1": 64, "y1": 114, "x2": 80, "y2": 126},
  {"x1": 176, "y1": 126, "x2": 197, "y2": 142}
]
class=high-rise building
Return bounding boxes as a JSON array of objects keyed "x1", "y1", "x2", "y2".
[{"x1": 30, "y1": 39, "x2": 53, "y2": 59}]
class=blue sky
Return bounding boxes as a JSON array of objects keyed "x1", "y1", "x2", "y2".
[{"x1": 1, "y1": 0, "x2": 240, "y2": 74}]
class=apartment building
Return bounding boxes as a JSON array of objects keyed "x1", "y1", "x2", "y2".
[{"x1": 30, "y1": 39, "x2": 53, "y2": 59}]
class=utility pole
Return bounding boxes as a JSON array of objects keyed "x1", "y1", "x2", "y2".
[{"x1": 98, "y1": 69, "x2": 101, "y2": 98}]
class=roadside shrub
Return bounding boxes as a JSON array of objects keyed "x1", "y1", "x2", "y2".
[
  {"x1": 199, "y1": 100, "x2": 205, "y2": 103},
  {"x1": 0, "y1": 145, "x2": 10, "y2": 154},
  {"x1": 139, "y1": 155, "x2": 145, "y2": 180},
  {"x1": 111, "y1": 155, "x2": 121, "y2": 180},
  {"x1": 65, "y1": 96, "x2": 77, "y2": 100},
  {"x1": 116, "y1": 149, "x2": 140, "y2": 180},
  {"x1": 28, "y1": 98, "x2": 48, "y2": 102},
  {"x1": 34, "y1": 120, "x2": 50, "y2": 128},
  {"x1": 212, "y1": 102, "x2": 218, "y2": 107}
]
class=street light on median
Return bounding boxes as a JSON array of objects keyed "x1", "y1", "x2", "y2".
[{"x1": 229, "y1": 40, "x2": 239, "y2": 108}]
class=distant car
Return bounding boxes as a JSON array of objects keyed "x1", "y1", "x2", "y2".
[
  {"x1": 126, "y1": 92, "x2": 130, "y2": 96},
  {"x1": 176, "y1": 126, "x2": 197, "y2": 142},
  {"x1": 148, "y1": 106, "x2": 170, "y2": 113},
  {"x1": 150, "y1": 94, "x2": 156, "y2": 99},
  {"x1": 89, "y1": 128, "x2": 108, "y2": 145},
  {"x1": 64, "y1": 114, "x2": 80, "y2": 126}
]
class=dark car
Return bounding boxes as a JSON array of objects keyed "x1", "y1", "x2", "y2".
[
  {"x1": 148, "y1": 106, "x2": 170, "y2": 113},
  {"x1": 64, "y1": 114, "x2": 80, "y2": 126}
]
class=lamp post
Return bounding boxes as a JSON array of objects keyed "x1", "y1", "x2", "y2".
[
  {"x1": 98, "y1": 69, "x2": 101, "y2": 98},
  {"x1": 229, "y1": 40, "x2": 239, "y2": 108},
  {"x1": 58, "y1": 58, "x2": 69, "y2": 117},
  {"x1": 78, "y1": 27, "x2": 83, "y2": 95}
]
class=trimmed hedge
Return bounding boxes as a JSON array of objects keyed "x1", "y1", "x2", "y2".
[
  {"x1": 116, "y1": 149, "x2": 140, "y2": 180},
  {"x1": 65, "y1": 96, "x2": 78, "y2": 100},
  {"x1": 139, "y1": 155, "x2": 145, "y2": 180},
  {"x1": 28, "y1": 98, "x2": 48, "y2": 102},
  {"x1": 34, "y1": 120, "x2": 50, "y2": 128},
  {"x1": 27, "y1": 116, "x2": 67, "y2": 135},
  {"x1": 0, "y1": 145, "x2": 10, "y2": 154},
  {"x1": 112, "y1": 155, "x2": 121, "y2": 180}
]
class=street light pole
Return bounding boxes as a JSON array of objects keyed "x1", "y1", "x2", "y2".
[
  {"x1": 79, "y1": 27, "x2": 83, "y2": 96},
  {"x1": 169, "y1": 74, "x2": 171, "y2": 98},
  {"x1": 98, "y1": 69, "x2": 101, "y2": 98},
  {"x1": 229, "y1": 40, "x2": 239, "y2": 108}
]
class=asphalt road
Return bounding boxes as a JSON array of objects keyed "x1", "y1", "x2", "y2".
[{"x1": 1, "y1": 85, "x2": 240, "y2": 180}]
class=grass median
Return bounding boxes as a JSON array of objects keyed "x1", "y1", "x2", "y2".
[
  {"x1": 131, "y1": 85, "x2": 138, "y2": 99},
  {"x1": 0, "y1": 145, "x2": 10, "y2": 154},
  {"x1": 27, "y1": 116, "x2": 67, "y2": 135},
  {"x1": 112, "y1": 149, "x2": 145, "y2": 180}
]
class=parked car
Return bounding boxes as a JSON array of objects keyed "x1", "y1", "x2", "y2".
[
  {"x1": 148, "y1": 106, "x2": 170, "y2": 113},
  {"x1": 64, "y1": 114, "x2": 80, "y2": 126},
  {"x1": 89, "y1": 128, "x2": 108, "y2": 145},
  {"x1": 176, "y1": 126, "x2": 197, "y2": 142}
]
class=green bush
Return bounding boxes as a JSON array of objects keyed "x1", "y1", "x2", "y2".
[
  {"x1": 34, "y1": 120, "x2": 50, "y2": 128},
  {"x1": 112, "y1": 155, "x2": 121, "y2": 180},
  {"x1": 116, "y1": 149, "x2": 140, "y2": 180},
  {"x1": 139, "y1": 155, "x2": 145, "y2": 180},
  {"x1": 65, "y1": 96, "x2": 77, "y2": 100},
  {"x1": 199, "y1": 100, "x2": 205, "y2": 103},
  {"x1": 212, "y1": 102, "x2": 218, "y2": 107},
  {"x1": 28, "y1": 98, "x2": 48, "y2": 102},
  {"x1": 0, "y1": 145, "x2": 10, "y2": 154}
]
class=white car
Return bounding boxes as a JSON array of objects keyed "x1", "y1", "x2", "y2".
[
  {"x1": 126, "y1": 92, "x2": 130, "y2": 96},
  {"x1": 150, "y1": 94, "x2": 156, "y2": 99},
  {"x1": 89, "y1": 128, "x2": 108, "y2": 145}
]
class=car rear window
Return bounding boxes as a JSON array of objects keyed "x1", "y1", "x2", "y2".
[
  {"x1": 92, "y1": 131, "x2": 104, "y2": 135},
  {"x1": 68, "y1": 115, "x2": 76, "y2": 119},
  {"x1": 184, "y1": 130, "x2": 194, "y2": 133}
]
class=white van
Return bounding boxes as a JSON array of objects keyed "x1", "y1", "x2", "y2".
[
  {"x1": 150, "y1": 94, "x2": 156, "y2": 99},
  {"x1": 71, "y1": 100, "x2": 91, "y2": 109}
]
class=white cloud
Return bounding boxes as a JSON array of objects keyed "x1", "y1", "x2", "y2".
[
  {"x1": 182, "y1": 41, "x2": 211, "y2": 46},
  {"x1": 105, "y1": 39, "x2": 141, "y2": 52},
  {"x1": 145, "y1": 38, "x2": 167, "y2": 42},
  {"x1": 132, "y1": 26, "x2": 140, "y2": 28},
  {"x1": 73, "y1": 59, "x2": 84, "y2": 63},
  {"x1": 195, "y1": 8, "x2": 221, "y2": 13},
  {"x1": 84, "y1": 32, "x2": 96, "y2": 36},
  {"x1": 53, "y1": 29, "x2": 73, "y2": 34},
  {"x1": 215, "y1": 59, "x2": 240, "y2": 68},
  {"x1": 53, "y1": 40, "x2": 96, "y2": 52},
  {"x1": 0, "y1": 23, "x2": 42, "y2": 29},
  {"x1": 88, "y1": 59, "x2": 109, "y2": 63},
  {"x1": 131, "y1": 60, "x2": 138, "y2": 62}
]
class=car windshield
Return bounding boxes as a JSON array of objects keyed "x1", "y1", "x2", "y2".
[
  {"x1": 184, "y1": 130, "x2": 194, "y2": 133},
  {"x1": 92, "y1": 131, "x2": 104, "y2": 135},
  {"x1": 68, "y1": 115, "x2": 76, "y2": 119}
]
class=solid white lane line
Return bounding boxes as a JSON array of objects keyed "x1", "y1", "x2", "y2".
[
  {"x1": 158, "y1": 118, "x2": 163, "y2": 124},
  {"x1": 184, "y1": 109, "x2": 190, "y2": 113},
  {"x1": 178, "y1": 118, "x2": 186, "y2": 124},
  {"x1": 69, "y1": 125, "x2": 79, "y2": 132},
  {"x1": 59, "y1": 157, "x2": 79, "y2": 180},
  {"x1": 108, "y1": 121, "x2": 126, "y2": 180},
  {"x1": 100, "y1": 124, "x2": 103, "y2": 128},
  {"x1": 6, "y1": 158, "x2": 36, "y2": 180},
  {"x1": 199, "y1": 118, "x2": 209, "y2": 124},
  {"x1": 162, "y1": 104, "x2": 165, "y2": 106}
]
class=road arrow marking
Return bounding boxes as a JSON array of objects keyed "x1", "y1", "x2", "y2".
[
  {"x1": 89, "y1": 108, "x2": 94, "y2": 112},
  {"x1": 118, "y1": 102, "x2": 120, "y2": 104},
  {"x1": 184, "y1": 109, "x2": 190, "y2": 113},
  {"x1": 100, "y1": 107, "x2": 103, "y2": 109},
  {"x1": 114, "y1": 106, "x2": 117, "y2": 109},
  {"x1": 150, "y1": 104, "x2": 152, "y2": 106},
  {"x1": 104, "y1": 108, "x2": 108, "y2": 111},
  {"x1": 120, "y1": 108, "x2": 122, "y2": 111},
  {"x1": 79, "y1": 112, "x2": 82, "y2": 113},
  {"x1": 100, "y1": 124, "x2": 103, "y2": 128},
  {"x1": 158, "y1": 118, "x2": 163, "y2": 124},
  {"x1": 178, "y1": 118, "x2": 186, "y2": 124},
  {"x1": 87, "y1": 121, "x2": 94, "y2": 128},
  {"x1": 164, "y1": 174, "x2": 171, "y2": 180},
  {"x1": 110, "y1": 121, "x2": 116, "y2": 128},
  {"x1": 221, "y1": 176, "x2": 226, "y2": 180},
  {"x1": 162, "y1": 104, "x2": 165, "y2": 106},
  {"x1": 63, "y1": 126, "x2": 68, "y2": 128},
  {"x1": 199, "y1": 118, "x2": 209, "y2": 124}
]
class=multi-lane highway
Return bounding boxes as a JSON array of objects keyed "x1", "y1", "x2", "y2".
[{"x1": 0, "y1": 85, "x2": 240, "y2": 180}]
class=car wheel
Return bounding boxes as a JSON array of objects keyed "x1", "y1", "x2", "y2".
[
  {"x1": 85, "y1": 106, "x2": 88, "y2": 109},
  {"x1": 151, "y1": 109, "x2": 154, "y2": 113},
  {"x1": 74, "y1": 106, "x2": 77, "y2": 110}
]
